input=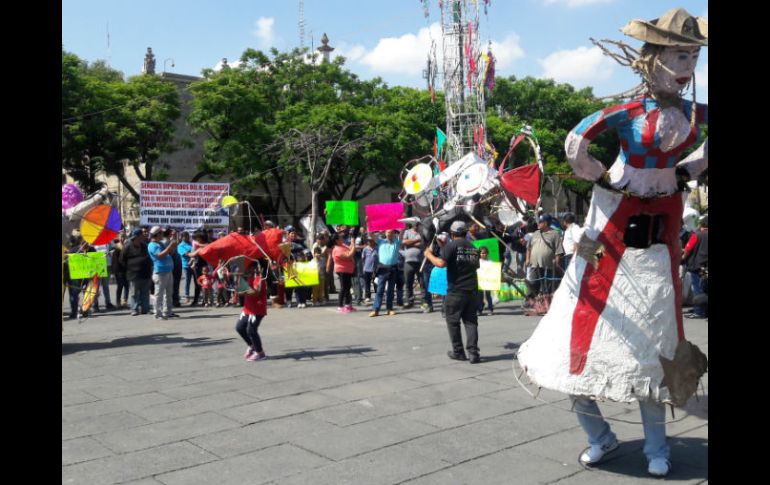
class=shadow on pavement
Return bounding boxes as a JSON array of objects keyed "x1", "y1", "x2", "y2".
[
  {"x1": 483, "y1": 308, "x2": 527, "y2": 316},
  {"x1": 176, "y1": 314, "x2": 232, "y2": 320},
  {"x1": 480, "y1": 353, "x2": 516, "y2": 363},
  {"x1": 584, "y1": 437, "x2": 707, "y2": 480},
  {"x1": 62, "y1": 333, "x2": 235, "y2": 355},
  {"x1": 478, "y1": 342, "x2": 521, "y2": 363},
  {"x1": 269, "y1": 346, "x2": 377, "y2": 361}
]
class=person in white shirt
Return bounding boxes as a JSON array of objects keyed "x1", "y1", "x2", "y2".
[{"x1": 561, "y1": 213, "x2": 585, "y2": 270}]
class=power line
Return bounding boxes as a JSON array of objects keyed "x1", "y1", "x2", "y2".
[{"x1": 61, "y1": 91, "x2": 174, "y2": 124}]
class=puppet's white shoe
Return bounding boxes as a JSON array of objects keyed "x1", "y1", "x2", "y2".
[
  {"x1": 579, "y1": 439, "x2": 619, "y2": 466},
  {"x1": 648, "y1": 458, "x2": 671, "y2": 477}
]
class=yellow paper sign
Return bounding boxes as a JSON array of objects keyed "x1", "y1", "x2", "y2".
[
  {"x1": 284, "y1": 260, "x2": 320, "y2": 287},
  {"x1": 477, "y1": 260, "x2": 501, "y2": 291}
]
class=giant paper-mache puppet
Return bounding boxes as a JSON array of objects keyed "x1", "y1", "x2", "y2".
[{"x1": 515, "y1": 8, "x2": 708, "y2": 477}]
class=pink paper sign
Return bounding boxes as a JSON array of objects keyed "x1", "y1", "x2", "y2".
[{"x1": 366, "y1": 203, "x2": 406, "y2": 232}]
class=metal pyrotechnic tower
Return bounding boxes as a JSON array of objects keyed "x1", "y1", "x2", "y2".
[{"x1": 439, "y1": 0, "x2": 487, "y2": 164}]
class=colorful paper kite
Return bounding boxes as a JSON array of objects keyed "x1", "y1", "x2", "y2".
[
  {"x1": 79, "y1": 205, "x2": 122, "y2": 245},
  {"x1": 196, "y1": 231, "x2": 284, "y2": 268}
]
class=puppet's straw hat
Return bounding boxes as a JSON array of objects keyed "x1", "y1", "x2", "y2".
[{"x1": 622, "y1": 8, "x2": 708, "y2": 47}]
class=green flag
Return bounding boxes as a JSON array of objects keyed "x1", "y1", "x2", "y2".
[{"x1": 436, "y1": 127, "x2": 447, "y2": 159}]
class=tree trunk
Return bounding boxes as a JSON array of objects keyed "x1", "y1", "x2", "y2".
[
  {"x1": 190, "y1": 171, "x2": 210, "y2": 183},
  {"x1": 116, "y1": 170, "x2": 141, "y2": 203},
  {"x1": 87, "y1": 156, "x2": 98, "y2": 194},
  {"x1": 310, "y1": 189, "x2": 318, "y2": 242}
]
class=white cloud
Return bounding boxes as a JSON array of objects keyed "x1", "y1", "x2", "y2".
[
  {"x1": 490, "y1": 33, "x2": 525, "y2": 69},
  {"x1": 359, "y1": 23, "x2": 442, "y2": 75},
  {"x1": 343, "y1": 23, "x2": 522, "y2": 82},
  {"x1": 334, "y1": 42, "x2": 367, "y2": 64},
  {"x1": 538, "y1": 46, "x2": 615, "y2": 84},
  {"x1": 252, "y1": 17, "x2": 275, "y2": 48},
  {"x1": 212, "y1": 58, "x2": 244, "y2": 71},
  {"x1": 542, "y1": 0, "x2": 616, "y2": 7}
]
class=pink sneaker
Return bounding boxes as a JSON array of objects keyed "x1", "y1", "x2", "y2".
[
  {"x1": 337, "y1": 307, "x2": 346, "y2": 313},
  {"x1": 346, "y1": 305, "x2": 357, "y2": 312},
  {"x1": 248, "y1": 352, "x2": 267, "y2": 361},
  {"x1": 244, "y1": 347, "x2": 255, "y2": 359}
]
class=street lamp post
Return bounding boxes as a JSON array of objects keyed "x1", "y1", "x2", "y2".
[{"x1": 163, "y1": 58, "x2": 175, "y2": 73}]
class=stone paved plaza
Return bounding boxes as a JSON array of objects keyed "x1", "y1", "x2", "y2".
[{"x1": 62, "y1": 299, "x2": 708, "y2": 484}]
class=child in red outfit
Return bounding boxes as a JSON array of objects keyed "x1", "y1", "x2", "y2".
[
  {"x1": 236, "y1": 261, "x2": 268, "y2": 361},
  {"x1": 197, "y1": 266, "x2": 214, "y2": 307}
]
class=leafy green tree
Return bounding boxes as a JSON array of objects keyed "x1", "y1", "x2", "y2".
[
  {"x1": 187, "y1": 48, "x2": 443, "y2": 224},
  {"x1": 271, "y1": 117, "x2": 374, "y2": 239},
  {"x1": 62, "y1": 50, "x2": 129, "y2": 193},
  {"x1": 107, "y1": 75, "x2": 181, "y2": 200},
  {"x1": 62, "y1": 49, "x2": 180, "y2": 201},
  {"x1": 486, "y1": 76, "x2": 615, "y2": 213}
]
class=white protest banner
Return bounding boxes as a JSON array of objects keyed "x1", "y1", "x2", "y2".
[{"x1": 140, "y1": 181, "x2": 230, "y2": 231}]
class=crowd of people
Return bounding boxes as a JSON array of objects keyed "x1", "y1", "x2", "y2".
[{"x1": 62, "y1": 207, "x2": 707, "y2": 325}]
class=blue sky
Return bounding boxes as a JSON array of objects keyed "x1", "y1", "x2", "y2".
[{"x1": 63, "y1": 0, "x2": 708, "y2": 102}]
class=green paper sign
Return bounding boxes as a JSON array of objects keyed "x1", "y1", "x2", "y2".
[
  {"x1": 325, "y1": 200, "x2": 359, "y2": 226},
  {"x1": 68, "y1": 252, "x2": 108, "y2": 279},
  {"x1": 472, "y1": 238, "x2": 500, "y2": 262}
]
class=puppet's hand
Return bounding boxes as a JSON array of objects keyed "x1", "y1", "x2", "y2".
[{"x1": 594, "y1": 171, "x2": 613, "y2": 191}]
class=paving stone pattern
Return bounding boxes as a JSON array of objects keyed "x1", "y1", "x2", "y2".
[{"x1": 63, "y1": 299, "x2": 708, "y2": 484}]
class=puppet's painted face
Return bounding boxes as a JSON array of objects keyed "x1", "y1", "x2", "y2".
[{"x1": 651, "y1": 46, "x2": 700, "y2": 94}]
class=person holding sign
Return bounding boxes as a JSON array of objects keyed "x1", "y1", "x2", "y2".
[
  {"x1": 328, "y1": 232, "x2": 356, "y2": 313},
  {"x1": 477, "y1": 247, "x2": 495, "y2": 316},
  {"x1": 423, "y1": 221, "x2": 482, "y2": 364},
  {"x1": 284, "y1": 226, "x2": 310, "y2": 308},
  {"x1": 368, "y1": 229, "x2": 402, "y2": 317},
  {"x1": 63, "y1": 236, "x2": 86, "y2": 319},
  {"x1": 148, "y1": 226, "x2": 179, "y2": 320},
  {"x1": 401, "y1": 223, "x2": 424, "y2": 309}
]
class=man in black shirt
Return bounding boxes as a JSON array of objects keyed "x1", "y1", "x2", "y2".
[
  {"x1": 120, "y1": 229, "x2": 153, "y2": 316},
  {"x1": 424, "y1": 220, "x2": 482, "y2": 363}
]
